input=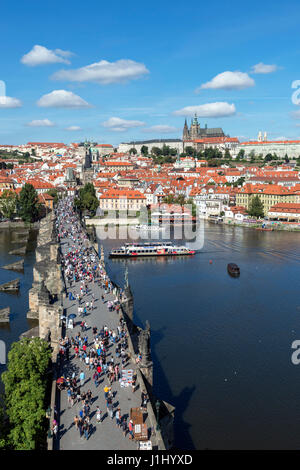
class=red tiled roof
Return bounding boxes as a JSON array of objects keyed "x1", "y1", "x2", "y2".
[{"x1": 99, "y1": 189, "x2": 146, "y2": 200}]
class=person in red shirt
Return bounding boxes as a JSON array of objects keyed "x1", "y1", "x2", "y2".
[{"x1": 128, "y1": 420, "x2": 134, "y2": 440}]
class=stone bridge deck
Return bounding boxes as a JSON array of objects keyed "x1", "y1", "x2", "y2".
[{"x1": 57, "y1": 231, "x2": 152, "y2": 450}]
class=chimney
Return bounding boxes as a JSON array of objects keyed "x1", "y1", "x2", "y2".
[
  {"x1": 258, "y1": 131, "x2": 262, "y2": 142},
  {"x1": 264, "y1": 132, "x2": 267, "y2": 142}
]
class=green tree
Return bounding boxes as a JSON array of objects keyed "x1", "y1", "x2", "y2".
[
  {"x1": 74, "y1": 183, "x2": 99, "y2": 216},
  {"x1": 141, "y1": 145, "x2": 148, "y2": 156},
  {"x1": 18, "y1": 183, "x2": 39, "y2": 222},
  {"x1": 233, "y1": 177, "x2": 246, "y2": 187},
  {"x1": 185, "y1": 146, "x2": 195, "y2": 157},
  {"x1": 176, "y1": 194, "x2": 186, "y2": 207},
  {"x1": 224, "y1": 148, "x2": 231, "y2": 160},
  {"x1": 186, "y1": 198, "x2": 197, "y2": 217},
  {"x1": 163, "y1": 194, "x2": 176, "y2": 204},
  {"x1": 264, "y1": 153, "x2": 273, "y2": 163},
  {"x1": 151, "y1": 146, "x2": 162, "y2": 157},
  {"x1": 46, "y1": 188, "x2": 59, "y2": 205},
  {"x1": 161, "y1": 144, "x2": 171, "y2": 156},
  {"x1": 0, "y1": 190, "x2": 18, "y2": 220},
  {"x1": 248, "y1": 195, "x2": 265, "y2": 218},
  {"x1": 237, "y1": 149, "x2": 245, "y2": 159},
  {"x1": 129, "y1": 148, "x2": 137, "y2": 155},
  {"x1": 0, "y1": 398, "x2": 7, "y2": 449},
  {"x1": 1, "y1": 338, "x2": 51, "y2": 450}
]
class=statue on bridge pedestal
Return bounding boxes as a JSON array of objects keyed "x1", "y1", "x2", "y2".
[
  {"x1": 124, "y1": 267, "x2": 129, "y2": 289},
  {"x1": 138, "y1": 320, "x2": 151, "y2": 364}
]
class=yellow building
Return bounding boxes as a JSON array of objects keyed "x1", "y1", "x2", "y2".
[
  {"x1": 99, "y1": 189, "x2": 146, "y2": 212},
  {"x1": 236, "y1": 184, "x2": 300, "y2": 215},
  {"x1": 0, "y1": 177, "x2": 14, "y2": 190}
]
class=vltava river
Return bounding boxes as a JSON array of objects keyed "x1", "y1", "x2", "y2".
[{"x1": 100, "y1": 222, "x2": 300, "y2": 449}]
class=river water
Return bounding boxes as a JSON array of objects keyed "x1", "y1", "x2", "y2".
[
  {"x1": 0, "y1": 228, "x2": 38, "y2": 391},
  {"x1": 99, "y1": 222, "x2": 300, "y2": 450},
  {"x1": 1, "y1": 222, "x2": 300, "y2": 449}
]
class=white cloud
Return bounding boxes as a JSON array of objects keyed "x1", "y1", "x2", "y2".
[
  {"x1": 273, "y1": 136, "x2": 288, "y2": 141},
  {"x1": 144, "y1": 125, "x2": 178, "y2": 133},
  {"x1": 197, "y1": 71, "x2": 255, "y2": 91},
  {"x1": 65, "y1": 126, "x2": 81, "y2": 131},
  {"x1": 0, "y1": 96, "x2": 22, "y2": 108},
  {"x1": 290, "y1": 110, "x2": 300, "y2": 119},
  {"x1": 173, "y1": 102, "x2": 236, "y2": 118},
  {"x1": 52, "y1": 59, "x2": 149, "y2": 84},
  {"x1": 37, "y1": 90, "x2": 91, "y2": 108},
  {"x1": 27, "y1": 119, "x2": 55, "y2": 127},
  {"x1": 21, "y1": 45, "x2": 73, "y2": 66},
  {"x1": 54, "y1": 49, "x2": 74, "y2": 58},
  {"x1": 251, "y1": 63, "x2": 278, "y2": 74},
  {"x1": 102, "y1": 117, "x2": 145, "y2": 132}
]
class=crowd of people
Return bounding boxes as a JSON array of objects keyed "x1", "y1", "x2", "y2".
[{"x1": 53, "y1": 197, "x2": 145, "y2": 446}]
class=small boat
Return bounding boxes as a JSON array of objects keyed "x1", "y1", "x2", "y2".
[
  {"x1": 227, "y1": 263, "x2": 240, "y2": 277},
  {"x1": 135, "y1": 224, "x2": 164, "y2": 232}
]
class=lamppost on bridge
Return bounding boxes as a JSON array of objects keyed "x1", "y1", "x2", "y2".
[
  {"x1": 46, "y1": 406, "x2": 52, "y2": 439},
  {"x1": 155, "y1": 399, "x2": 161, "y2": 432}
]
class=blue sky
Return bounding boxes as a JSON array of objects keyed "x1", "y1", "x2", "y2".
[{"x1": 1, "y1": 0, "x2": 300, "y2": 145}]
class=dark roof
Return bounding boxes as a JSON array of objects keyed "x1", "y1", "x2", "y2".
[
  {"x1": 123, "y1": 139, "x2": 182, "y2": 145},
  {"x1": 199, "y1": 128, "x2": 224, "y2": 135}
]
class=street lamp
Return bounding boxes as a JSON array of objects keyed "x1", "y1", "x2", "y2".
[
  {"x1": 46, "y1": 406, "x2": 51, "y2": 419},
  {"x1": 46, "y1": 406, "x2": 52, "y2": 439},
  {"x1": 155, "y1": 400, "x2": 160, "y2": 431}
]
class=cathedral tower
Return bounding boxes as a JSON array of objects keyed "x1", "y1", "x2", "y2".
[
  {"x1": 190, "y1": 114, "x2": 200, "y2": 140},
  {"x1": 183, "y1": 118, "x2": 189, "y2": 141}
]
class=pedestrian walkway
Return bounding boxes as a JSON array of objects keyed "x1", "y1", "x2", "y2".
[{"x1": 55, "y1": 198, "x2": 151, "y2": 450}]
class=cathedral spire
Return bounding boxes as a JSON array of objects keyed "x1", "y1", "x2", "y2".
[{"x1": 183, "y1": 118, "x2": 189, "y2": 141}]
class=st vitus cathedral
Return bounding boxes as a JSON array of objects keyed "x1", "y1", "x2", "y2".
[{"x1": 182, "y1": 114, "x2": 225, "y2": 141}]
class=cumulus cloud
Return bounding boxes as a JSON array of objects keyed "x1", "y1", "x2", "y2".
[
  {"x1": 65, "y1": 126, "x2": 81, "y2": 131},
  {"x1": 251, "y1": 63, "x2": 278, "y2": 74},
  {"x1": 27, "y1": 119, "x2": 55, "y2": 127},
  {"x1": 21, "y1": 45, "x2": 73, "y2": 66},
  {"x1": 197, "y1": 71, "x2": 255, "y2": 91},
  {"x1": 0, "y1": 96, "x2": 22, "y2": 108},
  {"x1": 37, "y1": 90, "x2": 91, "y2": 108},
  {"x1": 52, "y1": 59, "x2": 149, "y2": 85},
  {"x1": 173, "y1": 102, "x2": 236, "y2": 118},
  {"x1": 102, "y1": 117, "x2": 145, "y2": 132},
  {"x1": 144, "y1": 125, "x2": 178, "y2": 133}
]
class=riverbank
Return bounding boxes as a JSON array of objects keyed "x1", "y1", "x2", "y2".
[
  {"x1": 209, "y1": 217, "x2": 300, "y2": 232},
  {"x1": 85, "y1": 217, "x2": 139, "y2": 226}
]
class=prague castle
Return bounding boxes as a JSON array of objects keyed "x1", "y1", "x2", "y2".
[
  {"x1": 183, "y1": 114, "x2": 225, "y2": 141},
  {"x1": 118, "y1": 115, "x2": 229, "y2": 154}
]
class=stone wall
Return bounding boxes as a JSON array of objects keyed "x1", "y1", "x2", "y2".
[{"x1": 27, "y1": 212, "x2": 64, "y2": 354}]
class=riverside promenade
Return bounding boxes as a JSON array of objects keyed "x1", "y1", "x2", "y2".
[{"x1": 56, "y1": 201, "x2": 152, "y2": 450}]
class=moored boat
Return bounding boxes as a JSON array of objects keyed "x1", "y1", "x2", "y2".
[
  {"x1": 135, "y1": 224, "x2": 165, "y2": 232},
  {"x1": 227, "y1": 263, "x2": 240, "y2": 277}
]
